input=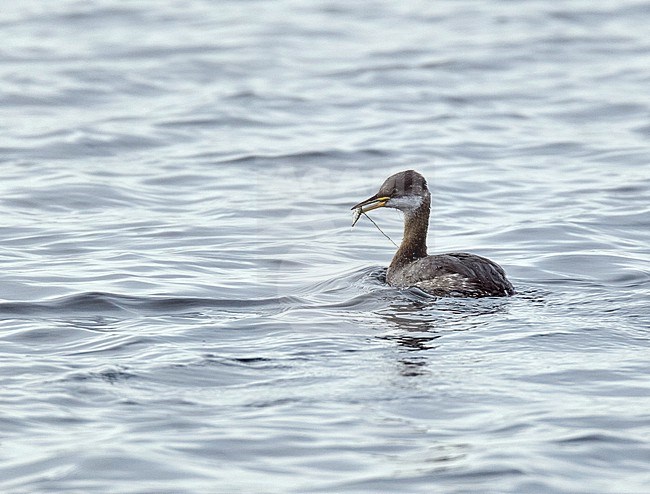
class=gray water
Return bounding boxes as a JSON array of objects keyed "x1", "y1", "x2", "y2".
[{"x1": 2, "y1": 1, "x2": 650, "y2": 493}]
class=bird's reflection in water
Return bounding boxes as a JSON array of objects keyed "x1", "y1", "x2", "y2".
[{"x1": 376, "y1": 289, "x2": 512, "y2": 377}]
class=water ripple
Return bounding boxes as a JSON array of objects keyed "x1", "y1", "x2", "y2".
[{"x1": 1, "y1": 0, "x2": 650, "y2": 492}]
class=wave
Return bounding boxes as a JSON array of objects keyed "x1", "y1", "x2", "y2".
[{"x1": 0, "y1": 291, "x2": 306, "y2": 317}]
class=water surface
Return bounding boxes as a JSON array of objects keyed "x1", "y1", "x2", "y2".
[{"x1": 1, "y1": 1, "x2": 649, "y2": 493}]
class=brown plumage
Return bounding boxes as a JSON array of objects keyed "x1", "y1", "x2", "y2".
[{"x1": 351, "y1": 170, "x2": 515, "y2": 297}]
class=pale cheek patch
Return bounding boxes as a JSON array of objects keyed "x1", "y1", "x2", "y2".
[{"x1": 386, "y1": 195, "x2": 423, "y2": 212}]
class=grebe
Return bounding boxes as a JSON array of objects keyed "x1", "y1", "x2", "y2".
[{"x1": 351, "y1": 170, "x2": 515, "y2": 297}]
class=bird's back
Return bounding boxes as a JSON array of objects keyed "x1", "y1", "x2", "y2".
[{"x1": 387, "y1": 252, "x2": 515, "y2": 297}]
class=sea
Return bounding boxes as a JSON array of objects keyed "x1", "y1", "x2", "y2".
[{"x1": 1, "y1": 1, "x2": 649, "y2": 493}]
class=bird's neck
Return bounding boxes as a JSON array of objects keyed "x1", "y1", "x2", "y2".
[{"x1": 389, "y1": 196, "x2": 430, "y2": 271}]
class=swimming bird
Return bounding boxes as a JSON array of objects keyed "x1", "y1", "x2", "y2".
[{"x1": 351, "y1": 170, "x2": 515, "y2": 297}]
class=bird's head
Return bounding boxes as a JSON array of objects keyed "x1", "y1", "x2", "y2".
[{"x1": 351, "y1": 170, "x2": 429, "y2": 226}]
